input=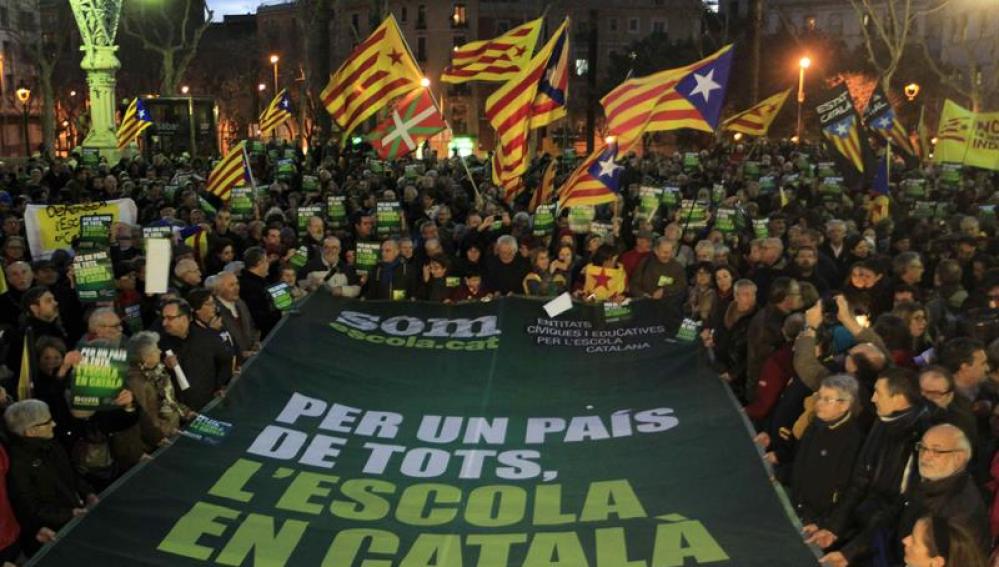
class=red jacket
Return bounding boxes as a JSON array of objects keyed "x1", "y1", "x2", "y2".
[
  {"x1": 619, "y1": 249, "x2": 649, "y2": 279},
  {"x1": 0, "y1": 445, "x2": 21, "y2": 551},
  {"x1": 744, "y1": 343, "x2": 794, "y2": 423}
]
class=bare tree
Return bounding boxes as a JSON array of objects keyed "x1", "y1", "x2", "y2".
[
  {"x1": 847, "y1": 0, "x2": 950, "y2": 90},
  {"x1": 297, "y1": 0, "x2": 333, "y2": 144},
  {"x1": 120, "y1": 0, "x2": 213, "y2": 95},
  {"x1": 22, "y1": 3, "x2": 74, "y2": 156},
  {"x1": 919, "y1": 14, "x2": 998, "y2": 111}
]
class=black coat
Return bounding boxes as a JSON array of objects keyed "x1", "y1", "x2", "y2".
[
  {"x1": 484, "y1": 255, "x2": 530, "y2": 296},
  {"x1": 7, "y1": 436, "x2": 93, "y2": 537},
  {"x1": 239, "y1": 270, "x2": 280, "y2": 338},
  {"x1": 896, "y1": 472, "x2": 990, "y2": 557},
  {"x1": 365, "y1": 261, "x2": 417, "y2": 301},
  {"x1": 828, "y1": 404, "x2": 933, "y2": 561},
  {"x1": 158, "y1": 325, "x2": 233, "y2": 412},
  {"x1": 791, "y1": 412, "x2": 864, "y2": 525}
]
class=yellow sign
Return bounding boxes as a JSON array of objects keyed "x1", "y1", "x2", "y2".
[
  {"x1": 24, "y1": 199, "x2": 138, "y2": 258},
  {"x1": 934, "y1": 99, "x2": 999, "y2": 171}
]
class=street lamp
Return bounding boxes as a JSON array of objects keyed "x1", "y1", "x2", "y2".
[
  {"x1": 420, "y1": 77, "x2": 431, "y2": 88},
  {"x1": 180, "y1": 85, "x2": 190, "y2": 95},
  {"x1": 904, "y1": 82, "x2": 920, "y2": 101},
  {"x1": 15, "y1": 84, "x2": 31, "y2": 157},
  {"x1": 796, "y1": 56, "x2": 811, "y2": 141},
  {"x1": 269, "y1": 54, "x2": 280, "y2": 93},
  {"x1": 258, "y1": 83, "x2": 266, "y2": 92}
]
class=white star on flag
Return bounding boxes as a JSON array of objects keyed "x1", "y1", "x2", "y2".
[
  {"x1": 138, "y1": 109, "x2": 146, "y2": 119},
  {"x1": 874, "y1": 115, "x2": 892, "y2": 130},
  {"x1": 834, "y1": 122, "x2": 850, "y2": 136},
  {"x1": 689, "y1": 68, "x2": 721, "y2": 102},
  {"x1": 597, "y1": 156, "x2": 622, "y2": 178}
]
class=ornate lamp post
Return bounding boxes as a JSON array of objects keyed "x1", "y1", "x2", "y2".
[{"x1": 69, "y1": 0, "x2": 123, "y2": 161}]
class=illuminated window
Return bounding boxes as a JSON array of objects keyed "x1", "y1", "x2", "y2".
[
  {"x1": 451, "y1": 2, "x2": 467, "y2": 28},
  {"x1": 805, "y1": 15, "x2": 816, "y2": 31},
  {"x1": 575, "y1": 58, "x2": 589, "y2": 76}
]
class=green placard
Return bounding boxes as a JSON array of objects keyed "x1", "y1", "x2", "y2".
[
  {"x1": 711, "y1": 184, "x2": 726, "y2": 205},
  {"x1": 283, "y1": 148, "x2": 297, "y2": 160},
  {"x1": 904, "y1": 179, "x2": 927, "y2": 198},
  {"x1": 230, "y1": 187, "x2": 254, "y2": 219},
  {"x1": 326, "y1": 195, "x2": 347, "y2": 229},
  {"x1": 298, "y1": 205, "x2": 323, "y2": 233},
  {"x1": 758, "y1": 176, "x2": 775, "y2": 191},
  {"x1": 569, "y1": 206, "x2": 595, "y2": 234},
  {"x1": 978, "y1": 204, "x2": 996, "y2": 224},
  {"x1": 181, "y1": 415, "x2": 233, "y2": 446},
  {"x1": 637, "y1": 186, "x2": 662, "y2": 221},
  {"x1": 819, "y1": 177, "x2": 843, "y2": 197},
  {"x1": 70, "y1": 346, "x2": 127, "y2": 410},
  {"x1": 80, "y1": 147, "x2": 101, "y2": 167},
  {"x1": 532, "y1": 205, "x2": 554, "y2": 237},
  {"x1": 753, "y1": 218, "x2": 769, "y2": 239},
  {"x1": 250, "y1": 140, "x2": 265, "y2": 154},
  {"x1": 376, "y1": 201, "x2": 403, "y2": 238},
  {"x1": 675, "y1": 317, "x2": 702, "y2": 342},
  {"x1": 714, "y1": 207, "x2": 737, "y2": 233},
  {"x1": 355, "y1": 241, "x2": 380, "y2": 275},
  {"x1": 289, "y1": 246, "x2": 309, "y2": 269},
  {"x1": 683, "y1": 152, "x2": 700, "y2": 170},
  {"x1": 817, "y1": 162, "x2": 836, "y2": 178},
  {"x1": 302, "y1": 175, "x2": 319, "y2": 192},
  {"x1": 267, "y1": 282, "x2": 295, "y2": 311},
  {"x1": 679, "y1": 200, "x2": 708, "y2": 230},
  {"x1": 661, "y1": 186, "x2": 680, "y2": 207},
  {"x1": 590, "y1": 222, "x2": 612, "y2": 238},
  {"x1": 123, "y1": 303, "x2": 143, "y2": 334},
  {"x1": 603, "y1": 301, "x2": 632, "y2": 323},
  {"x1": 74, "y1": 251, "x2": 115, "y2": 303},
  {"x1": 939, "y1": 163, "x2": 961, "y2": 186},
  {"x1": 276, "y1": 159, "x2": 296, "y2": 180},
  {"x1": 78, "y1": 215, "x2": 112, "y2": 251},
  {"x1": 742, "y1": 161, "x2": 760, "y2": 179}
]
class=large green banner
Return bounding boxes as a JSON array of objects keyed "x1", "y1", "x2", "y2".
[{"x1": 31, "y1": 295, "x2": 818, "y2": 567}]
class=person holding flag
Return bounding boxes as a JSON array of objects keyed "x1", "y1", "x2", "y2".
[
  {"x1": 723, "y1": 89, "x2": 791, "y2": 138},
  {"x1": 367, "y1": 88, "x2": 445, "y2": 160},
  {"x1": 205, "y1": 142, "x2": 251, "y2": 201}
]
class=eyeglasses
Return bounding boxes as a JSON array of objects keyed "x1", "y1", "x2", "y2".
[
  {"x1": 99, "y1": 322, "x2": 123, "y2": 328},
  {"x1": 816, "y1": 396, "x2": 847, "y2": 404},
  {"x1": 915, "y1": 442, "x2": 963, "y2": 456},
  {"x1": 920, "y1": 388, "x2": 952, "y2": 398}
]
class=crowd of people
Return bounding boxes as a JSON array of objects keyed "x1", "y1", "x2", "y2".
[{"x1": 0, "y1": 134, "x2": 995, "y2": 566}]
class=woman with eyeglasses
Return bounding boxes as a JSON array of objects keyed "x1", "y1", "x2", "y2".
[
  {"x1": 790, "y1": 374, "x2": 864, "y2": 527},
  {"x1": 4, "y1": 399, "x2": 99, "y2": 556},
  {"x1": 902, "y1": 516, "x2": 987, "y2": 567}
]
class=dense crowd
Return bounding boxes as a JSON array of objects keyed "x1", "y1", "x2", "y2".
[{"x1": 0, "y1": 134, "x2": 995, "y2": 566}]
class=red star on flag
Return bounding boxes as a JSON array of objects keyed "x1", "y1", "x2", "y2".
[
  {"x1": 387, "y1": 49, "x2": 403, "y2": 65},
  {"x1": 593, "y1": 269, "x2": 611, "y2": 289}
]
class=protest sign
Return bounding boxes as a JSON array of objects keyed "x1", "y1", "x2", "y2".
[
  {"x1": 568, "y1": 206, "x2": 595, "y2": 234},
  {"x1": 326, "y1": 195, "x2": 347, "y2": 229},
  {"x1": 70, "y1": 346, "x2": 127, "y2": 410},
  {"x1": 354, "y1": 242, "x2": 380, "y2": 275},
  {"x1": 180, "y1": 415, "x2": 233, "y2": 446},
  {"x1": 297, "y1": 206, "x2": 323, "y2": 233},
  {"x1": 714, "y1": 207, "x2": 737, "y2": 233},
  {"x1": 144, "y1": 238, "x2": 172, "y2": 295},
  {"x1": 276, "y1": 159, "x2": 296, "y2": 180},
  {"x1": 24, "y1": 199, "x2": 138, "y2": 259},
  {"x1": 753, "y1": 218, "x2": 769, "y2": 239},
  {"x1": 679, "y1": 200, "x2": 708, "y2": 230},
  {"x1": 74, "y1": 251, "x2": 115, "y2": 303},
  {"x1": 142, "y1": 226, "x2": 174, "y2": 240},
  {"x1": 683, "y1": 152, "x2": 701, "y2": 170},
  {"x1": 77, "y1": 215, "x2": 112, "y2": 251},
  {"x1": 229, "y1": 187, "x2": 254, "y2": 220},
  {"x1": 532, "y1": 205, "x2": 554, "y2": 237},
  {"x1": 302, "y1": 175, "x2": 319, "y2": 192},
  {"x1": 637, "y1": 186, "x2": 662, "y2": 220},
  {"x1": 267, "y1": 283, "x2": 295, "y2": 311},
  {"x1": 742, "y1": 161, "x2": 760, "y2": 178},
  {"x1": 288, "y1": 246, "x2": 309, "y2": 269},
  {"x1": 661, "y1": 186, "x2": 680, "y2": 206},
  {"x1": 32, "y1": 295, "x2": 817, "y2": 567},
  {"x1": 376, "y1": 201, "x2": 403, "y2": 238}
]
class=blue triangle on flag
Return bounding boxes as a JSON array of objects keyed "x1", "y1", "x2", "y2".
[
  {"x1": 674, "y1": 49, "x2": 733, "y2": 129},
  {"x1": 872, "y1": 156, "x2": 889, "y2": 196},
  {"x1": 586, "y1": 143, "x2": 624, "y2": 192}
]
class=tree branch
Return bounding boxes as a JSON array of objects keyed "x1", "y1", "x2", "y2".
[{"x1": 920, "y1": 40, "x2": 971, "y2": 98}]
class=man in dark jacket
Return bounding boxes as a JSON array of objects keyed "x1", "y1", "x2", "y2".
[
  {"x1": 629, "y1": 237, "x2": 687, "y2": 300},
  {"x1": 483, "y1": 235, "x2": 529, "y2": 296},
  {"x1": 157, "y1": 299, "x2": 233, "y2": 411},
  {"x1": 4, "y1": 287, "x2": 70, "y2": 387},
  {"x1": 807, "y1": 368, "x2": 932, "y2": 565},
  {"x1": 239, "y1": 246, "x2": 280, "y2": 338},
  {"x1": 366, "y1": 239, "x2": 417, "y2": 300},
  {"x1": 745, "y1": 277, "x2": 801, "y2": 402},
  {"x1": 708, "y1": 278, "x2": 757, "y2": 402}
]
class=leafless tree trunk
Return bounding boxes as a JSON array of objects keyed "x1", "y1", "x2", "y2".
[{"x1": 121, "y1": 0, "x2": 213, "y2": 95}]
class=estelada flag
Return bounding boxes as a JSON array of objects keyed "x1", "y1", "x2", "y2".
[
  {"x1": 491, "y1": 145, "x2": 525, "y2": 203},
  {"x1": 722, "y1": 89, "x2": 790, "y2": 137},
  {"x1": 582, "y1": 264, "x2": 627, "y2": 301},
  {"x1": 367, "y1": 89, "x2": 445, "y2": 160},
  {"x1": 863, "y1": 84, "x2": 914, "y2": 155},
  {"x1": 321, "y1": 15, "x2": 423, "y2": 142},
  {"x1": 602, "y1": 45, "x2": 733, "y2": 154},
  {"x1": 815, "y1": 83, "x2": 875, "y2": 188},
  {"x1": 529, "y1": 157, "x2": 557, "y2": 213},
  {"x1": 485, "y1": 18, "x2": 569, "y2": 182},
  {"x1": 558, "y1": 141, "x2": 623, "y2": 209},
  {"x1": 116, "y1": 97, "x2": 153, "y2": 150},
  {"x1": 205, "y1": 141, "x2": 249, "y2": 200},
  {"x1": 442, "y1": 18, "x2": 542, "y2": 84}
]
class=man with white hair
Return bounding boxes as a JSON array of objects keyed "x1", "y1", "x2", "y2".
[
  {"x1": 85, "y1": 308, "x2": 124, "y2": 347},
  {"x1": 211, "y1": 271, "x2": 258, "y2": 362},
  {"x1": 484, "y1": 234, "x2": 529, "y2": 296},
  {"x1": 0, "y1": 261, "x2": 32, "y2": 326}
]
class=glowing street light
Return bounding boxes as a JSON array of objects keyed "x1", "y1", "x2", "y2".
[
  {"x1": 796, "y1": 56, "x2": 811, "y2": 141},
  {"x1": 269, "y1": 54, "x2": 280, "y2": 92},
  {"x1": 258, "y1": 83, "x2": 267, "y2": 92},
  {"x1": 420, "y1": 77, "x2": 431, "y2": 88},
  {"x1": 904, "y1": 82, "x2": 921, "y2": 101},
  {"x1": 733, "y1": 132, "x2": 743, "y2": 142},
  {"x1": 15, "y1": 84, "x2": 31, "y2": 156},
  {"x1": 180, "y1": 85, "x2": 190, "y2": 95}
]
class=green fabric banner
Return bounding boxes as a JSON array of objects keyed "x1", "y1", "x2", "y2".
[{"x1": 31, "y1": 295, "x2": 818, "y2": 567}]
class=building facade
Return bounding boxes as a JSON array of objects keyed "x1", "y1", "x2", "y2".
[{"x1": 0, "y1": 0, "x2": 42, "y2": 156}]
